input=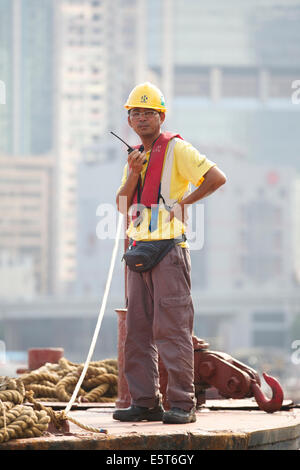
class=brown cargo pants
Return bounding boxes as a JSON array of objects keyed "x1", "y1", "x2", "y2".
[{"x1": 124, "y1": 244, "x2": 195, "y2": 412}]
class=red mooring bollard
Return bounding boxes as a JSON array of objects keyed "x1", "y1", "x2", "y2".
[{"x1": 28, "y1": 348, "x2": 64, "y2": 370}]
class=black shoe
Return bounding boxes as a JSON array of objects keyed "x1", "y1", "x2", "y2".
[
  {"x1": 113, "y1": 404, "x2": 164, "y2": 422},
  {"x1": 162, "y1": 407, "x2": 196, "y2": 424}
]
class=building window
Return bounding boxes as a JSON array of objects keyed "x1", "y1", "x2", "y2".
[
  {"x1": 252, "y1": 330, "x2": 285, "y2": 348},
  {"x1": 222, "y1": 68, "x2": 258, "y2": 98},
  {"x1": 252, "y1": 312, "x2": 285, "y2": 323},
  {"x1": 174, "y1": 67, "x2": 210, "y2": 96},
  {"x1": 252, "y1": 312, "x2": 286, "y2": 348},
  {"x1": 239, "y1": 199, "x2": 284, "y2": 283},
  {"x1": 269, "y1": 69, "x2": 300, "y2": 98}
]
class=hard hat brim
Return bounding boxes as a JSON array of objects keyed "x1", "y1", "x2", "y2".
[{"x1": 124, "y1": 103, "x2": 167, "y2": 112}]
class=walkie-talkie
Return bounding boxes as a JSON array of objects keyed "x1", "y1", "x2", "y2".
[{"x1": 110, "y1": 131, "x2": 146, "y2": 162}]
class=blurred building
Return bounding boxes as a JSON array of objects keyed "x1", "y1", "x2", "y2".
[
  {"x1": 54, "y1": 0, "x2": 134, "y2": 293},
  {"x1": 192, "y1": 149, "x2": 295, "y2": 292},
  {"x1": 76, "y1": 157, "x2": 124, "y2": 298},
  {"x1": 190, "y1": 150, "x2": 297, "y2": 352},
  {"x1": 0, "y1": 0, "x2": 57, "y2": 298},
  {"x1": 138, "y1": 0, "x2": 300, "y2": 169},
  {"x1": 0, "y1": 0, "x2": 133, "y2": 295},
  {"x1": 0, "y1": 155, "x2": 55, "y2": 298},
  {"x1": 0, "y1": 0, "x2": 55, "y2": 155}
]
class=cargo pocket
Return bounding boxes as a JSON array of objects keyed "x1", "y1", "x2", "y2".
[{"x1": 156, "y1": 293, "x2": 193, "y2": 339}]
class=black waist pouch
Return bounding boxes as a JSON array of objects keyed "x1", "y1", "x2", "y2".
[{"x1": 123, "y1": 235, "x2": 186, "y2": 273}]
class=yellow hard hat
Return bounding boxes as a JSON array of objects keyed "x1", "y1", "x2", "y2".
[{"x1": 124, "y1": 82, "x2": 167, "y2": 112}]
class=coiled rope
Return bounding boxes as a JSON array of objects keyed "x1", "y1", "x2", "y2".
[
  {"x1": 0, "y1": 212, "x2": 124, "y2": 440},
  {"x1": 19, "y1": 357, "x2": 118, "y2": 403},
  {"x1": 0, "y1": 377, "x2": 50, "y2": 443},
  {"x1": 19, "y1": 357, "x2": 119, "y2": 434}
]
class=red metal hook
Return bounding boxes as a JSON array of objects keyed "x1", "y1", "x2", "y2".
[{"x1": 251, "y1": 372, "x2": 284, "y2": 413}]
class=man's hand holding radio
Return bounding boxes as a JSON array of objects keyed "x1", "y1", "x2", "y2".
[{"x1": 128, "y1": 149, "x2": 146, "y2": 176}]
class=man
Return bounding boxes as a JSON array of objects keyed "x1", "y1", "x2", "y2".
[{"x1": 113, "y1": 82, "x2": 226, "y2": 424}]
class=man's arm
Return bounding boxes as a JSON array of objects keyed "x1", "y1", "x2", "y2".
[
  {"x1": 116, "y1": 149, "x2": 146, "y2": 214},
  {"x1": 168, "y1": 165, "x2": 227, "y2": 222}
]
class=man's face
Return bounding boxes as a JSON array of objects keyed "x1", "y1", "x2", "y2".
[{"x1": 128, "y1": 107, "x2": 165, "y2": 137}]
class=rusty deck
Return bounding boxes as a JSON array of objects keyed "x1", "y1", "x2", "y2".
[{"x1": 0, "y1": 399, "x2": 299, "y2": 451}]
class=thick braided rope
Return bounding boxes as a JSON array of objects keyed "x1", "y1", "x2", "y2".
[
  {"x1": 20, "y1": 359, "x2": 118, "y2": 403},
  {"x1": 25, "y1": 393, "x2": 108, "y2": 435},
  {"x1": 0, "y1": 357, "x2": 118, "y2": 438},
  {"x1": 0, "y1": 377, "x2": 50, "y2": 443},
  {"x1": 19, "y1": 359, "x2": 118, "y2": 434}
]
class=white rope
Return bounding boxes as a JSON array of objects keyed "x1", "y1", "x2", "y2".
[{"x1": 64, "y1": 212, "x2": 124, "y2": 416}]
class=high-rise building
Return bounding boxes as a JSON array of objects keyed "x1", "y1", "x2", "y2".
[
  {"x1": 0, "y1": 0, "x2": 54, "y2": 155},
  {"x1": 0, "y1": 155, "x2": 55, "y2": 297},
  {"x1": 0, "y1": 0, "x2": 14, "y2": 154},
  {"x1": 0, "y1": 0, "x2": 140, "y2": 295},
  {"x1": 55, "y1": 0, "x2": 127, "y2": 292},
  {"x1": 0, "y1": 0, "x2": 56, "y2": 298},
  {"x1": 196, "y1": 149, "x2": 295, "y2": 292},
  {"x1": 142, "y1": 0, "x2": 300, "y2": 168}
]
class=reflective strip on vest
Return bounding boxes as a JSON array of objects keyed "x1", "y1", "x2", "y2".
[{"x1": 160, "y1": 137, "x2": 189, "y2": 209}]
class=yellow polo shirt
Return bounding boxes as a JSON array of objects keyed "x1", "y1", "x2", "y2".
[{"x1": 118, "y1": 138, "x2": 216, "y2": 245}]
